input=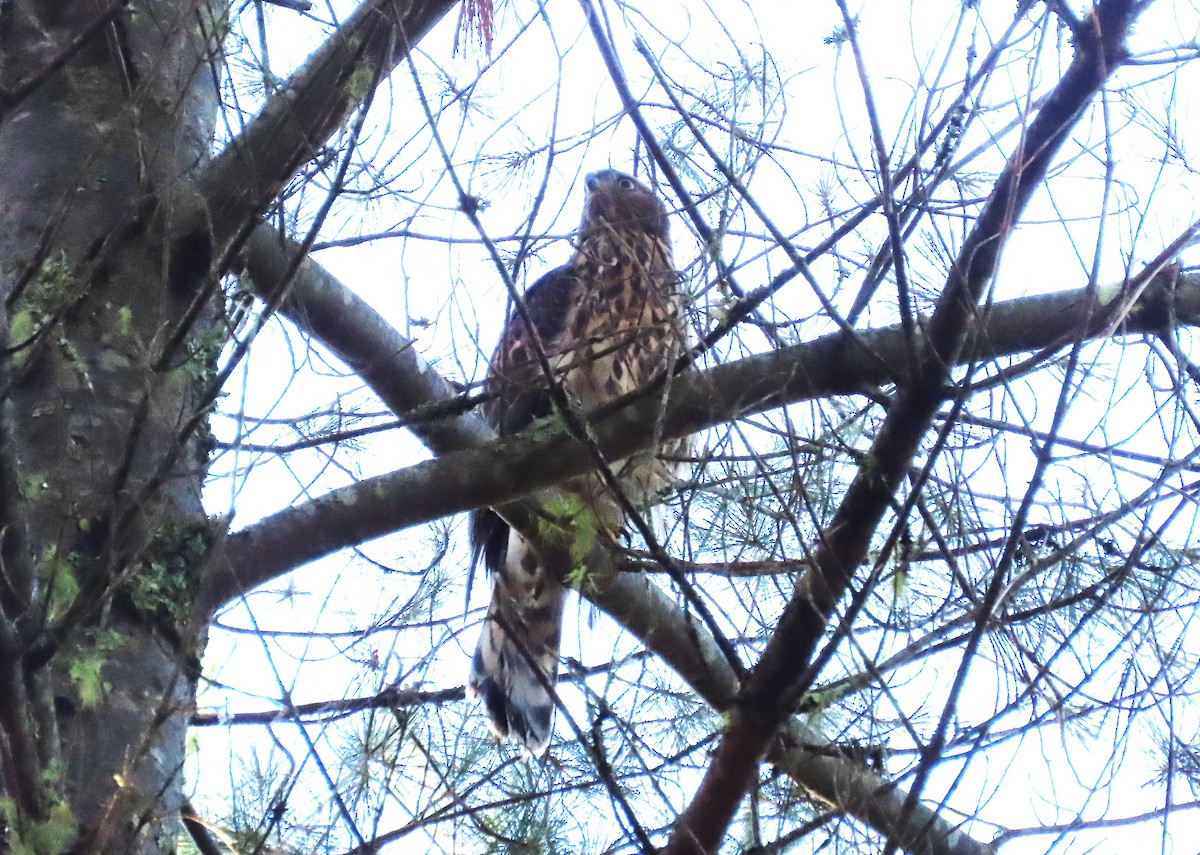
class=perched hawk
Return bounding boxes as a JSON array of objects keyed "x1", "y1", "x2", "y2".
[{"x1": 468, "y1": 169, "x2": 688, "y2": 755}]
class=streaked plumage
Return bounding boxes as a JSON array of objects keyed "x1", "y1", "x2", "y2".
[{"x1": 467, "y1": 169, "x2": 688, "y2": 754}]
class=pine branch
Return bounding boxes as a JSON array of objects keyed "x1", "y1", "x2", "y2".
[
  {"x1": 664, "y1": 4, "x2": 1148, "y2": 852},
  {"x1": 209, "y1": 241, "x2": 1188, "y2": 855}
]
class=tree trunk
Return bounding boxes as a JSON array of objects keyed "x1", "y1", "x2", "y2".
[{"x1": 0, "y1": 1, "x2": 220, "y2": 851}]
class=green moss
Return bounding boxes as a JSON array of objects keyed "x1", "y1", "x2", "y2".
[
  {"x1": 55, "y1": 334, "x2": 91, "y2": 388},
  {"x1": 9, "y1": 252, "x2": 87, "y2": 376},
  {"x1": 345, "y1": 65, "x2": 377, "y2": 103},
  {"x1": 0, "y1": 797, "x2": 78, "y2": 855},
  {"x1": 64, "y1": 630, "x2": 125, "y2": 711},
  {"x1": 69, "y1": 654, "x2": 109, "y2": 709},
  {"x1": 524, "y1": 413, "x2": 568, "y2": 441},
  {"x1": 182, "y1": 326, "x2": 226, "y2": 384},
  {"x1": 13, "y1": 253, "x2": 77, "y2": 333},
  {"x1": 38, "y1": 760, "x2": 64, "y2": 790},
  {"x1": 115, "y1": 305, "x2": 134, "y2": 339},
  {"x1": 25, "y1": 253, "x2": 77, "y2": 309},
  {"x1": 17, "y1": 474, "x2": 54, "y2": 503},
  {"x1": 126, "y1": 521, "x2": 213, "y2": 627},
  {"x1": 540, "y1": 495, "x2": 597, "y2": 590},
  {"x1": 26, "y1": 801, "x2": 77, "y2": 855},
  {"x1": 38, "y1": 547, "x2": 81, "y2": 622},
  {"x1": 9, "y1": 310, "x2": 36, "y2": 365}
]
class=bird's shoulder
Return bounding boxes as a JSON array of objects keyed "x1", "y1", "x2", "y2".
[
  {"x1": 492, "y1": 262, "x2": 586, "y2": 373},
  {"x1": 508, "y1": 262, "x2": 581, "y2": 344}
]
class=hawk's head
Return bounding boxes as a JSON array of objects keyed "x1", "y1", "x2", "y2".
[{"x1": 579, "y1": 169, "x2": 669, "y2": 242}]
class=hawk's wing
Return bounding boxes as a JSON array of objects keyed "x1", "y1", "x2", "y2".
[{"x1": 469, "y1": 263, "x2": 580, "y2": 575}]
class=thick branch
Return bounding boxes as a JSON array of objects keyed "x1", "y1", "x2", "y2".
[
  {"x1": 212, "y1": 5, "x2": 1160, "y2": 850},
  {"x1": 232, "y1": 234, "x2": 979, "y2": 851},
  {"x1": 205, "y1": 265, "x2": 1196, "y2": 613},
  {"x1": 665, "y1": 4, "x2": 1146, "y2": 852},
  {"x1": 220, "y1": 193, "x2": 1186, "y2": 855},
  {"x1": 197, "y1": 0, "x2": 456, "y2": 246}
]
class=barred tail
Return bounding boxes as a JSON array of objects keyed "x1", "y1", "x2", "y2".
[{"x1": 468, "y1": 531, "x2": 564, "y2": 756}]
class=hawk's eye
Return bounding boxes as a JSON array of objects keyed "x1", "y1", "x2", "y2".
[{"x1": 618, "y1": 176, "x2": 636, "y2": 190}]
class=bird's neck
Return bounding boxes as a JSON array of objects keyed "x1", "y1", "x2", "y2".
[{"x1": 572, "y1": 226, "x2": 673, "y2": 269}]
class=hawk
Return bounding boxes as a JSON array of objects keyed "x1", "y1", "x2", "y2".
[{"x1": 468, "y1": 169, "x2": 688, "y2": 755}]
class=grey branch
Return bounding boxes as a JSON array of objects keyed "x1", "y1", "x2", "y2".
[
  {"x1": 211, "y1": 265, "x2": 1198, "y2": 610},
  {"x1": 240, "y1": 225, "x2": 493, "y2": 455}
]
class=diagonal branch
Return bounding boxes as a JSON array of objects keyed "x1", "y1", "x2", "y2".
[
  {"x1": 240, "y1": 225, "x2": 492, "y2": 455},
  {"x1": 224, "y1": 230, "x2": 1020, "y2": 855},
  {"x1": 664, "y1": 3, "x2": 1148, "y2": 852},
  {"x1": 196, "y1": 0, "x2": 457, "y2": 248},
  {"x1": 582, "y1": 547, "x2": 996, "y2": 855},
  {"x1": 212, "y1": 4, "x2": 1161, "y2": 851}
]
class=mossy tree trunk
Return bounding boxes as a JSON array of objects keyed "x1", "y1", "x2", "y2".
[
  {"x1": 0, "y1": 2, "x2": 221, "y2": 851},
  {"x1": 0, "y1": 0, "x2": 461, "y2": 850}
]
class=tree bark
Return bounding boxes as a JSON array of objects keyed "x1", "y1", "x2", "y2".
[
  {"x1": 0, "y1": 2, "x2": 224, "y2": 850},
  {"x1": 0, "y1": 0, "x2": 469, "y2": 845}
]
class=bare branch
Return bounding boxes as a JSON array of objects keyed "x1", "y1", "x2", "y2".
[
  {"x1": 240, "y1": 225, "x2": 493, "y2": 456},
  {"x1": 207, "y1": 241, "x2": 1200, "y2": 855}
]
